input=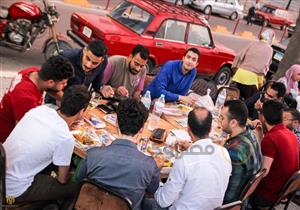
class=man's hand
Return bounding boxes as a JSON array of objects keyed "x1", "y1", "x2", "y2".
[
  {"x1": 116, "y1": 86, "x2": 129, "y2": 97},
  {"x1": 254, "y1": 99, "x2": 263, "y2": 110},
  {"x1": 100, "y1": 85, "x2": 114, "y2": 98},
  {"x1": 177, "y1": 140, "x2": 192, "y2": 152},
  {"x1": 178, "y1": 95, "x2": 196, "y2": 106}
]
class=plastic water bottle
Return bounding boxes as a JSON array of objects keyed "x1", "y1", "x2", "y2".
[
  {"x1": 212, "y1": 89, "x2": 226, "y2": 117},
  {"x1": 148, "y1": 94, "x2": 165, "y2": 130},
  {"x1": 141, "y1": 90, "x2": 152, "y2": 110}
]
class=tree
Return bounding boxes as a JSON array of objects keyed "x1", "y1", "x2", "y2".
[{"x1": 272, "y1": 11, "x2": 300, "y2": 80}]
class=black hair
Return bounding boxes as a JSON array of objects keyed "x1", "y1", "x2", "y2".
[
  {"x1": 224, "y1": 100, "x2": 248, "y2": 127},
  {"x1": 188, "y1": 107, "x2": 212, "y2": 138},
  {"x1": 184, "y1": 48, "x2": 200, "y2": 61},
  {"x1": 283, "y1": 108, "x2": 300, "y2": 122},
  {"x1": 39, "y1": 55, "x2": 74, "y2": 81},
  {"x1": 263, "y1": 100, "x2": 283, "y2": 125},
  {"x1": 60, "y1": 85, "x2": 91, "y2": 117},
  {"x1": 131, "y1": 45, "x2": 149, "y2": 60},
  {"x1": 270, "y1": 82, "x2": 286, "y2": 98},
  {"x1": 87, "y1": 40, "x2": 107, "y2": 57},
  {"x1": 117, "y1": 99, "x2": 149, "y2": 136}
]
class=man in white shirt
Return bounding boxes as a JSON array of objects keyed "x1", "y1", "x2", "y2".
[
  {"x1": 4, "y1": 85, "x2": 91, "y2": 208},
  {"x1": 154, "y1": 107, "x2": 232, "y2": 210}
]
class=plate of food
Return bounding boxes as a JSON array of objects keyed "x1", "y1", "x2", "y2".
[
  {"x1": 72, "y1": 129, "x2": 102, "y2": 150},
  {"x1": 177, "y1": 104, "x2": 192, "y2": 115}
]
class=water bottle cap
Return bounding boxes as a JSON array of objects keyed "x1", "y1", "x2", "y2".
[
  {"x1": 161, "y1": 94, "x2": 165, "y2": 97},
  {"x1": 146, "y1": 90, "x2": 150, "y2": 93}
]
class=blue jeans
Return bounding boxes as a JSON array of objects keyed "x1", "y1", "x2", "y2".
[{"x1": 142, "y1": 197, "x2": 168, "y2": 210}]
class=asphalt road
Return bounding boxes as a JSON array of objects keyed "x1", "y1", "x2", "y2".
[{"x1": 0, "y1": 0, "x2": 289, "y2": 97}]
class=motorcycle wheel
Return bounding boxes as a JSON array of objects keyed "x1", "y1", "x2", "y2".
[{"x1": 44, "y1": 40, "x2": 72, "y2": 60}]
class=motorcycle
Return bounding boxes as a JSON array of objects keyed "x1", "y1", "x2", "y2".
[{"x1": 0, "y1": 0, "x2": 71, "y2": 60}]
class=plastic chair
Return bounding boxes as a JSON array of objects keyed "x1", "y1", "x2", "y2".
[
  {"x1": 268, "y1": 170, "x2": 300, "y2": 210},
  {"x1": 239, "y1": 169, "x2": 267, "y2": 202},
  {"x1": 190, "y1": 78, "x2": 218, "y2": 101},
  {"x1": 214, "y1": 201, "x2": 242, "y2": 210},
  {"x1": 75, "y1": 179, "x2": 132, "y2": 210}
]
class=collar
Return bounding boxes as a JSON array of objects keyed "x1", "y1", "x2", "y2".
[
  {"x1": 111, "y1": 139, "x2": 137, "y2": 149},
  {"x1": 192, "y1": 138, "x2": 213, "y2": 146},
  {"x1": 268, "y1": 123, "x2": 285, "y2": 133}
]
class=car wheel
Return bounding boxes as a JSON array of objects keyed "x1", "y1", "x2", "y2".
[
  {"x1": 263, "y1": 19, "x2": 269, "y2": 27},
  {"x1": 213, "y1": 66, "x2": 232, "y2": 86},
  {"x1": 203, "y1": 6, "x2": 212, "y2": 15},
  {"x1": 230, "y1": 12, "x2": 238, "y2": 20},
  {"x1": 44, "y1": 40, "x2": 72, "y2": 60}
]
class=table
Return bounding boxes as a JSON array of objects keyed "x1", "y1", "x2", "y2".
[{"x1": 73, "y1": 102, "x2": 179, "y2": 159}]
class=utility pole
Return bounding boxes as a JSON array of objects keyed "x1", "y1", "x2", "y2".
[{"x1": 286, "y1": 0, "x2": 292, "y2": 10}]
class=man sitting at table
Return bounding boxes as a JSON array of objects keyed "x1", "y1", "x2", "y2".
[
  {"x1": 250, "y1": 100, "x2": 299, "y2": 209},
  {"x1": 3, "y1": 85, "x2": 91, "y2": 208},
  {"x1": 44, "y1": 39, "x2": 114, "y2": 103},
  {"x1": 0, "y1": 55, "x2": 74, "y2": 143},
  {"x1": 76, "y1": 99, "x2": 160, "y2": 210},
  {"x1": 145, "y1": 48, "x2": 199, "y2": 105},
  {"x1": 154, "y1": 107, "x2": 232, "y2": 210},
  {"x1": 219, "y1": 100, "x2": 262, "y2": 204},
  {"x1": 101, "y1": 45, "x2": 149, "y2": 100}
]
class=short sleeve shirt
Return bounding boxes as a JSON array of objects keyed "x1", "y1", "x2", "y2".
[{"x1": 0, "y1": 67, "x2": 43, "y2": 143}]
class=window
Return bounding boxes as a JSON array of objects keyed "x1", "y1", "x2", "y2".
[
  {"x1": 109, "y1": 2, "x2": 153, "y2": 34},
  {"x1": 155, "y1": 20, "x2": 187, "y2": 42},
  {"x1": 187, "y1": 24, "x2": 212, "y2": 47},
  {"x1": 227, "y1": 0, "x2": 236, "y2": 5}
]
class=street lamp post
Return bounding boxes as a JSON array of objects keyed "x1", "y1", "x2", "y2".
[{"x1": 286, "y1": 0, "x2": 292, "y2": 10}]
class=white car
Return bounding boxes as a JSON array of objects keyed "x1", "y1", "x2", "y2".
[{"x1": 190, "y1": 0, "x2": 244, "y2": 20}]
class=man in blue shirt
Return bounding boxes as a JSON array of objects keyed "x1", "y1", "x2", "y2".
[
  {"x1": 45, "y1": 40, "x2": 113, "y2": 104},
  {"x1": 76, "y1": 99, "x2": 161, "y2": 210},
  {"x1": 146, "y1": 48, "x2": 199, "y2": 104}
]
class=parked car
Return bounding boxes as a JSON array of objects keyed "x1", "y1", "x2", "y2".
[
  {"x1": 267, "y1": 37, "x2": 290, "y2": 79},
  {"x1": 67, "y1": 0, "x2": 235, "y2": 85},
  {"x1": 254, "y1": 4, "x2": 294, "y2": 29},
  {"x1": 189, "y1": 0, "x2": 244, "y2": 20}
]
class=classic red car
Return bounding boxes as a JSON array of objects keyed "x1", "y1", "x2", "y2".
[
  {"x1": 67, "y1": 0, "x2": 236, "y2": 85},
  {"x1": 255, "y1": 4, "x2": 294, "y2": 29}
]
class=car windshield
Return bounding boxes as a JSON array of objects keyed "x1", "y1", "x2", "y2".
[{"x1": 108, "y1": 1, "x2": 154, "y2": 34}]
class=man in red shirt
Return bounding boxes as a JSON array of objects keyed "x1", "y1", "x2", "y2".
[
  {"x1": 250, "y1": 100, "x2": 299, "y2": 208},
  {"x1": 0, "y1": 55, "x2": 74, "y2": 143}
]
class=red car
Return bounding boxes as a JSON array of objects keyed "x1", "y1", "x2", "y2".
[
  {"x1": 255, "y1": 4, "x2": 294, "y2": 29},
  {"x1": 67, "y1": 0, "x2": 235, "y2": 85}
]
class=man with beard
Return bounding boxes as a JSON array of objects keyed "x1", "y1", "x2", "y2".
[
  {"x1": 250, "y1": 100, "x2": 299, "y2": 209},
  {"x1": 145, "y1": 48, "x2": 199, "y2": 105},
  {"x1": 219, "y1": 100, "x2": 262, "y2": 204},
  {"x1": 102, "y1": 45, "x2": 149, "y2": 99},
  {"x1": 45, "y1": 40, "x2": 113, "y2": 104},
  {"x1": 0, "y1": 55, "x2": 74, "y2": 143}
]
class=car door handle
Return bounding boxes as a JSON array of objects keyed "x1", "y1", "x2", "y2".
[{"x1": 155, "y1": 42, "x2": 163, "y2": 47}]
